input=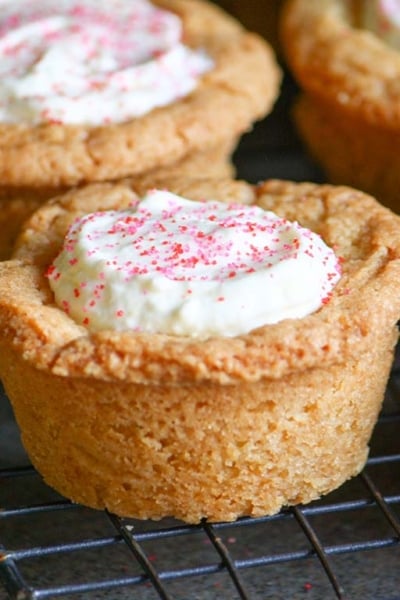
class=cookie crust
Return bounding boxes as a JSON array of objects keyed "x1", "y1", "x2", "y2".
[
  {"x1": 280, "y1": 0, "x2": 400, "y2": 210},
  {"x1": 1, "y1": 178, "x2": 400, "y2": 522},
  {"x1": 281, "y1": 0, "x2": 400, "y2": 128},
  {"x1": 7, "y1": 178, "x2": 400, "y2": 385},
  {"x1": 0, "y1": 0, "x2": 280, "y2": 187},
  {"x1": 291, "y1": 92, "x2": 400, "y2": 211}
]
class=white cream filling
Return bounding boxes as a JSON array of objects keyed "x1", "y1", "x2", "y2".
[
  {"x1": 0, "y1": 0, "x2": 213, "y2": 125},
  {"x1": 47, "y1": 190, "x2": 342, "y2": 339}
]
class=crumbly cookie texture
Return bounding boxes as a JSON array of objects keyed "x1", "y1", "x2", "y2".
[
  {"x1": 281, "y1": 0, "x2": 400, "y2": 126},
  {"x1": 2, "y1": 178, "x2": 400, "y2": 523},
  {"x1": 292, "y1": 93, "x2": 400, "y2": 211},
  {"x1": 280, "y1": 0, "x2": 400, "y2": 210},
  {"x1": 0, "y1": 0, "x2": 280, "y2": 187},
  {"x1": 0, "y1": 138, "x2": 236, "y2": 261}
]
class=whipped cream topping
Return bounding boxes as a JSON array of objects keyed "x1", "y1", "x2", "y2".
[
  {"x1": 46, "y1": 191, "x2": 342, "y2": 339},
  {"x1": 361, "y1": 0, "x2": 400, "y2": 49},
  {"x1": 0, "y1": 0, "x2": 213, "y2": 125}
]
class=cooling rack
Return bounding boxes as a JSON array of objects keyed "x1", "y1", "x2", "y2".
[{"x1": 1, "y1": 356, "x2": 400, "y2": 600}]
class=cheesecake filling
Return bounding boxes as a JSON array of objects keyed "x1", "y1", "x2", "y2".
[
  {"x1": 0, "y1": 0, "x2": 213, "y2": 125},
  {"x1": 47, "y1": 190, "x2": 342, "y2": 338}
]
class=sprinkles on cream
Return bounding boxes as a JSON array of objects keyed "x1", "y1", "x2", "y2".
[
  {"x1": 46, "y1": 190, "x2": 342, "y2": 338},
  {"x1": 0, "y1": 0, "x2": 213, "y2": 125}
]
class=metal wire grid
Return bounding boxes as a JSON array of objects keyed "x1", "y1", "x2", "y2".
[{"x1": 1, "y1": 374, "x2": 400, "y2": 600}]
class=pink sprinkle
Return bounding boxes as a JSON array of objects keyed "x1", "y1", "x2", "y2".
[
  {"x1": 45, "y1": 264, "x2": 56, "y2": 277},
  {"x1": 304, "y1": 582, "x2": 313, "y2": 592},
  {"x1": 61, "y1": 300, "x2": 70, "y2": 314}
]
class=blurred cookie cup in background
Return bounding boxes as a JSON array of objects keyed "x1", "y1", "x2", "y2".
[
  {"x1": 281, "y1": 0, "x2": 400, "y2": 211},
  {"x1": 1, "y1": 177, "x2": 400, "y2": 523},
  {"x1": 0, "y1": 0, "x2": 281, "y2": 259}
]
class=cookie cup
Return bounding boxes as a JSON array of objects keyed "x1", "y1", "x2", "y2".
[
  {"x1": 1, "y1": 178, "x2": 400, "y2": 523},
  {"x1": 280, "y1": 0, "x2": 400, "y2": 211},
  {"x1": 0, "y1": 0, "x2": 280, "y2": 258},
  {"x1": 0, "y1": 0, "x2": 280, "y2": 189}
]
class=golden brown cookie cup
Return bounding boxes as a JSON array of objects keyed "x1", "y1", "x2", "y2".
[
  {"x1": 0, "y1": 0, "x2": 281, "y2": 189},
  {"x1": 292, "y1": 93, "x2": 400, "y2": 212},
  {"x1": 2, "y1": 178, "x2": 400, "y2": 523},
  {"x1": 0, "y1": 0, "x2": 281, "y2": 260},
  {"x1": 280, "y1": 0, "x2": 400, "y2": 211}
]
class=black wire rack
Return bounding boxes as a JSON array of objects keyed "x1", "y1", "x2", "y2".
[{"x1": 1, "y1": 357, "x2": 400, "y2": 600}]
